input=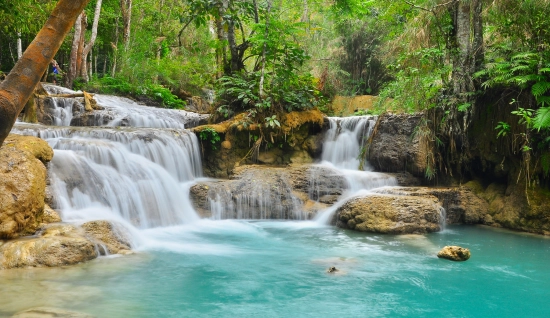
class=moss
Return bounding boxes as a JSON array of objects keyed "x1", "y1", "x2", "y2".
[{"x1": 462, "y1": 180, "x2": 485, "y2": 196}]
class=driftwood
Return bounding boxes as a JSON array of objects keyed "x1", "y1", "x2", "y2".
[{"x1": 36, "y1": 91, "x2": 102, "y2": 111}]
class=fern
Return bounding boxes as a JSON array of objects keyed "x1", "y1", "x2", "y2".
[
  {"x1": 531, "y1": 81, "x2": 550, "y2": 97},
  {"x1": 533, "y1": 106, "x2": 550, "y2": 131}
]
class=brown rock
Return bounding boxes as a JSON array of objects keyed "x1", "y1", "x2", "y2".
[
  {"x1": 335, "y1": 194, "x2": 443, "y2": 234},
  {"x1": 437, "y1": 245, "x2": 471, "y2": 261},
  {"x1": 0, "y1": 134, "x2": 53, "y2": 239},
  {"x1": 0, "y1": 224, "x2": 98, "y2": 269},
  {"x1": 367, "y1": 113, "x2": 427, "y2": 178},
  {"x1": 40, "y1": 204, "x2": 62, "y2": 224},
  {"x1": 81, "y1": 220, "x2": 132, "y2": 254}
]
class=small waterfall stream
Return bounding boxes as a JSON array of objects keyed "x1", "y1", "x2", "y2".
[{"x1": 314, "y1": 116, "x2": 398, "y2": 224}]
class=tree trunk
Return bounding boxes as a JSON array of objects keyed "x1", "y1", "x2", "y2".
[
  {"x1": 67, "y1": 12, "x2": 84, "y2": 88},
  {"x1": 216, "y1": 3, "x2": 228, "y2": 77},
  {"x1": 259, "y1": 0, "x2": 273, "y2": 98},
  {"x1": 16, "y1": 31, "x2": 22, "y2": 60},
  {"x1": 120, "y1": 0, "x2": 132, "y2": 50},
  {"x1": 81, "y1": 0, "x2": 103, "y2": 82},
  {"x1": 0, "y1": 0, "x2": 91, "y2": 147},
  {"x1": 472, "y1": 0, "x2": 484, "y2": 74},
  {"x1": 76, "y1": 13, "x2": 88, "y2": 80},
  {"x1": 452, "y1": 0, "x2": 472, "y2": 97}
]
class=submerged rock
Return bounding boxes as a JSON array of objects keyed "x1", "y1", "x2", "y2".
[
  {"x1": 437, "y1": 246, "x2": 471, "y2": 261},
  {"x1": 335, "y1": 194, "x2": 443, "y2": 234},
  {"x1": 0, "y1": 134, "x2": 53, "y2": 239},
  {"x1": 11, "y1": 306, "x2": 94, "y2": 318}
]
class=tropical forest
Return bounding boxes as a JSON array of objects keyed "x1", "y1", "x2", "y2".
[{"x1": 1, "y1": 0, "x2": 550, "y2": 317}]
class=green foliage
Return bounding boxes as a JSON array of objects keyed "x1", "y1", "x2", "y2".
[
  {"x1": 217, "y1": 71, "x2": 321, "y2": 116},
  {"x1": 495, "y1": 122, "x2": 511, "y2": 138},
  {"x1": 199, "y1": 127, "x2": 221, "y2": 150},
  {"x1": 511, "y1": 108, "x2": 535, "y2": 128},
  {"x1": 82, "y1": 76, "x2": 186, "y2": 109},
  {"x1": 264, "y1": 115, "x2": 280, "y2": 128}
]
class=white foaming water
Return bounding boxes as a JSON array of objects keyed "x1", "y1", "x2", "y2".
[
  {"x1": 314, "y1": 116, "x2": 398, "y2": 224},
  {"x1": 50, "y1": 97, "x2": 76, "y2": 126},
  {"x1": 41, "y1": 84, "x2": 208, "y2": 128},
  {"x1": 12, "y1": 124, "x2": 202, "y2": 230},
  {"x1": 321, "y1": 116, "x2": 377, "y2": 170}
]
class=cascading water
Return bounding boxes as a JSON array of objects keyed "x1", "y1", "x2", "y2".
[
  {"x1": 314, "y1": 116, "x2": 398, "y2": 224},
  {"x1": 13, "y1": 124, "x2": 202, "y2": 229},
  {"x1": 41, "y1": 84, "x2": 208, "y2": 128}
]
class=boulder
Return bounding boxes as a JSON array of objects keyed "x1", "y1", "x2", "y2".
[
  {"x1": 437, "y1": 246, "x2": 471, "y2": 261},
  {"x1": 335, "y1": 194, "x2": 443, "y2": 234},
  {"x1": 0, "y1": 224, "x2": 98, "y2": 269},
  {"x1": 81, "y1": 220, "x2": 132, "y2": 254},
  {"x1": 40, "y1": 205, "x2": 62, "y2": 224},
  {"x1": 0, "y1": 134, "x2": 53, "y2": 239},
  {"x1": 189, "y1": 165, "x2": 347, "y2": 219},
  {"x1": 374, "y1": 186, "x2": 488, "y2": 225},
  {"x1": 367, "y1": 113, "x2": 427, "y2": 178}
]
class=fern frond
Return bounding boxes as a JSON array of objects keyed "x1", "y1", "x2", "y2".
[
  {"x1": 533, "y1": 106, "x2": 550, "y2": 131},
  {"x1": 532, "y1": 81, "x2": 550, "y2": 97}
]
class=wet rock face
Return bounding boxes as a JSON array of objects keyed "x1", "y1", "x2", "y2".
[
  {"x1": 335, "y1": 194, "x2": 443, "y2": 234},
  {"x1": 437, "y1": 246, "x2": 471, "y2": 261},
  {"x1": 0, "y1": 135, "x2": 53, "y2": 239},
  {"x1": 189, "y1": 165, "x2": 347, "y2": 219},
  {"x1": 367, "y1": 113, "x2": 427, "y2": 178}
]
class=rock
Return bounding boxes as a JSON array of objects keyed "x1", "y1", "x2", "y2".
[
  {"x1": 11, "y1": 306, "x2": 94, "y2": 318},
  {"x1": 81, "y1": 220, "x2": 132, "y2": 254},
  {"x1": 0, "y1": 135, "x2": 53, "y2": 239},
  {"x1": 335, "y1": 194, "x2": 443, "y2": 234},
  {"x1": 185, "y1": 96, "x2": 211, "y2": 114},
  {"x1": 437, "y1": 246, "x2": 471, "y2": 261},
  {"x1": 0, "y1": 224, "x2": 98, "y2": 269},
  {"x1": 189, "y1": 165, "x2": 348, "y2": 219},
  {"x1": 327, "y1": 266, "x2": 338, "y2": 273},
  {"x1": 374, "y1": 186, "x2": 488, "y2": 225},
  {"x1": 367, "y1": 113, "x2": 428, "y2": 178},
  {"x1": 40, "y1": 205, "x2": 62, "y2": 224}
]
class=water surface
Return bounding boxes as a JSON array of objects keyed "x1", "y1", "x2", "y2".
[{"x1": 1, "y1": 223, "x2": 548, "y2": 317}]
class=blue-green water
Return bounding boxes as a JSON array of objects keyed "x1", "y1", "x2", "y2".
[{"x1": 1, "y1": 222, "x2": 549, "y2": 317}]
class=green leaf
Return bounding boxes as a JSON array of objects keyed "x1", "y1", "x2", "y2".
[{"x1": 533, "y1": 106, "x2": 550, "y2": 131}]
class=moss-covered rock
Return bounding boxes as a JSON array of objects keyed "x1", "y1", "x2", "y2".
[
  {"x1": 335, "y1": 194, "x2": 443, "y2": 234},
  {"x1": 437, "y1": 246, "x2": 471, "y2": 261}
]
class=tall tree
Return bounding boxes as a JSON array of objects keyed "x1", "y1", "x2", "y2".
[
  {"x1": 120, "y1": 0, "x2": 132, "y2": 50},
  {"x1": 67, "y1": 12, "x2": 85, "y2": 88},
  {"x1": 0, "y1": 0, "x2": 91, "y2": 147},
  {"x1": 81, "y1": 0, "x2": 104, "y2": 81}
]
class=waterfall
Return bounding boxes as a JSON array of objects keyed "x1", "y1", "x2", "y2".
[
  {"x1": 314, "y1": 116, "x2": 398, "y2": 224},
  {"x1": 321, "y1": 115, "x2": 377, "y2": 170},
  {"x1": 13, "y1": 124, "x2": 202, "y2": 229},
  {"x1": 41, "y1": 84, "x2": 208, "y2": 128}
]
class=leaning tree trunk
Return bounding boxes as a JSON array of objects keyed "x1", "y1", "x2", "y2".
[
  {"x1": 0, "y1": 0, "x2": 91, "y2": 147},
  {"x1": 81, "y1": 0, "x2": 103, "y2": 82}
]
